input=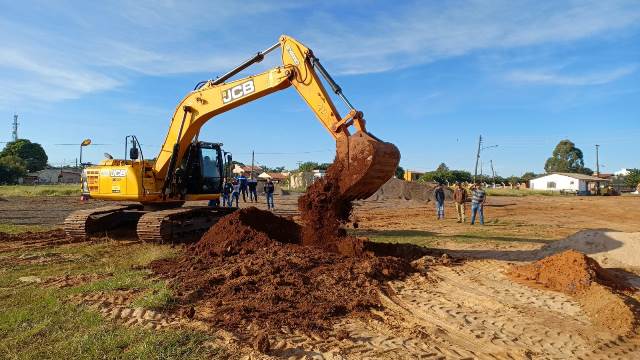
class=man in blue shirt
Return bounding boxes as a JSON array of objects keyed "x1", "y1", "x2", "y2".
[{"x1": 237, "y1": 173, "x2": 248, "y2": 202}]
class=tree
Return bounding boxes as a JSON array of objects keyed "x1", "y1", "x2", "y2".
[
  {"x1": 0, "y1": 155, "x2": 27, "y2": 184},
  {"x1": 297, "y1": 161, "x2": 319, "y2": 172},
  {"x1": 0, "y1": 139, "x2": 48, "y2": 172},
  {"x1": 520, "y1": 172, "x2": 537, "y2": 183},
  {"x1": 395, "y1": 166, "x2": 405, "y2": 179},
  {"x1": 624, "y1": 169, "x2": 640, "y2": 188},
  {"x1": 544, "y1": 140, "x2": 589, "y2": 174},
  {"x1": 317, "y1": 163, "x2": 332, "y2": 170},
  {"x1": 436, "y1": 163, "x2": 449, "y2": 172}
]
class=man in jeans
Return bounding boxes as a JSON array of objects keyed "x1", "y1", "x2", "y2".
[
  {"x1": 247, "y1": 176, "x2": 258, "y2": 202},
  {"x1": 470, "y1": 183, "x2": 486, "y2": 225},
  {"x1": 453, "y1": 182, "x2": 467, "y2": 223},
  {"x1": 433, "y1": 183, "x2": 445, "y2": 220},
  {"x1": 237, "y1": 173, "x2": 248, "y2": 202},
  {"x1": 264, "y1": 178, "x2": 275, "y2": 210}
]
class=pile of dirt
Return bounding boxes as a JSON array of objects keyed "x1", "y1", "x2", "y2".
[
  {"x1": 367, "y1": 178, "x2": 452, "y2": 202},
  {"x1": 151, "y1": 207, "x2": 412, "y2": 334},
  {"x1": 192, "y1": 207, "x2": 301, "y2": 257},
  {"x1": 508, "y1": 250, "x2": 625, "y2": 294},
  {"x1": 541, "y1": 230, "x2": 640, "y2": 268},
  {"x1": 508, "y1": 250, "x2": 637, "y2": 334}
]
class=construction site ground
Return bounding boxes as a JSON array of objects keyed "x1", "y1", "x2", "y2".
[{"x1": 1, "y1": 193, "x2": 639, "y2": 359}]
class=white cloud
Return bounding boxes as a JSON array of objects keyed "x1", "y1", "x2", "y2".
[
  {"x1": 505, "y1": 65, "x2": 637, "y2": 85},
  {"x1": 0, "y1": 0, "x2": 639, "y2": 106},
  {"x1": 303, "y1": 0, "x2": 640, "y2": 74}
]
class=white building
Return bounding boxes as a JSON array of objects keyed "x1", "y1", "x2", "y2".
[{"x1": 529, "y1": 173, "x2": 609, "y2": 193}]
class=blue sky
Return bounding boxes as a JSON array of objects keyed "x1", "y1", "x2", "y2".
[{"x1": 1, "y1": 0, "x2": 639, "y2": 176}]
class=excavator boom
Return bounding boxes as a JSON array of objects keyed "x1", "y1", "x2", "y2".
[{"x1": 155, "y1": 35, "x2": 399, "y2": 201}]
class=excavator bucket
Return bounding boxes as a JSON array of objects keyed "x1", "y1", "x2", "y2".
[{"x1": 336, "y1": 131, "x2": 401, "y2": 201}]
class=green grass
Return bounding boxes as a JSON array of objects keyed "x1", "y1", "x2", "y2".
[
  {"x1": 0, "y1": 239, "x2": 228, "y2": 359},
  {"x1": 0, "y1": 184, "x2": 80, "y2": 197},
  {"x1": 484, "y1": 188, "x2": 564, "y2": 197},
  {"x1": 0, "y1": 223, "x2": 56, "y2": 234}
]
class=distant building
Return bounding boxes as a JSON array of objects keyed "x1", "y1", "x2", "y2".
[
  {"x1": 529, "y1": 173, "x2": 609, "y2": 194},
  {"x1": 404, "y1": 170, "x2": 424, "y2": 182},
  {"x1": 22, "y1": 169, "x2": 81, "y2": 184}
]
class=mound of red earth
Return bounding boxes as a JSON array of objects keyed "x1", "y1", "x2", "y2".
[
  {"x1": 151, "y1": 207, "x2": 412, "y2": 334},
  {"x1": 508, "y1": 250, "x2": 638, "y2": 334},
  {"x1": 507, "y1": 249, "x2": 626, "y2": 294}
]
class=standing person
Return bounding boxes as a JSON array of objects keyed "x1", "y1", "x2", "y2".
[
  {"x1": 264, "y1": 178, "x2": 275, "y2": 210},
  {"x1": 247, "y1": 176, "x2": 258, "y2": 202},
  {"x1": 433, "y1": 183, "x2": 445, "y2": 220},
  {"x1": 453, "y1": 182, "x2": 467, "y2": 223},
  {"x1": 222, "y1": 179, "x2": 233, "y2": 207},
  {"x1": 237, "y1": 172, "x2": 248, "y2": 202},
  {"x1": 230, "y1": 180, "x2": 240, "y2": 207},
  {"x1": 470, "y1": 182, "x2": 486, "y2": 225}
]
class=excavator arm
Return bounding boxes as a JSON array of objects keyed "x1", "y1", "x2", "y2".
[{"x1": 154, "y1": 35, "x2": 399, "y2": 201}]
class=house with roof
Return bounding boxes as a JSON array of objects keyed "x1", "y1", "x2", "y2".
[{"x1": 529, "y1": 173, "x2": 609, "y2": 194}]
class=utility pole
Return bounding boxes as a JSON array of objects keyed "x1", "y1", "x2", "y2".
[
  {"x1": 595, "y1": 144, "x2": 600, "y2": 177},
  {"x1": 251, "y1": 150, "x2": 255, "y2": 178},
  {"x1": 12, "y1": 114, "x2": 18, "y2": 142},
  {"x1": 473, "y1": 135, "x2": 482, "y2": 182},
  {"x1": 490, "y1": 160, "x2": 496, "y2": 185}
]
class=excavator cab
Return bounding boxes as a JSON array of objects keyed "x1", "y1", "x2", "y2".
[{"x1": 177, "y1": 142, "x2": 225, "y2": 196}]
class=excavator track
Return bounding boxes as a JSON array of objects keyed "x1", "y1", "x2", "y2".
[
  {"x1": 137, "y1": 206, "x2": 237, "y2": 243},
  {"x1": 64, "y1": 204, "x2": 145, "y2": 241}
]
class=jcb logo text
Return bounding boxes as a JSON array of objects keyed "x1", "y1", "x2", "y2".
[{"x1": 222, "y1": 80, "x2": 255, "y2": 104}]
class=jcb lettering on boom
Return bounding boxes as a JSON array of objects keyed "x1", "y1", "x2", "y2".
[{"x1": 222, "y1": 80, "x2": 255, "y2": 104}]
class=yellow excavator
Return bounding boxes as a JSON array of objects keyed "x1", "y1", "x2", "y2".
[{"x1": 64, "y1": 35, "x2": 400, "y2": 242}]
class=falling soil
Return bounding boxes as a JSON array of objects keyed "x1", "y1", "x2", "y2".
[
  {"x1": 297, "y1": 161, "x2": 364, "y2": 256},
  {"x1": 508, "y1": 250, "x2": 638, "y2": 334}
]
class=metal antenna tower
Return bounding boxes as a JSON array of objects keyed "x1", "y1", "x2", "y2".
[{"x1": 12, "y1": 114, "x2": 18, "y2": 141}]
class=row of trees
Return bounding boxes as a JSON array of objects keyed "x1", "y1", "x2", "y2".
[
  {"x1": 0, "y1": 139, "x2": 48, "y2": 184},
  {"x1": 407, "y1": 140, "x2": 587, "y2": 185}
]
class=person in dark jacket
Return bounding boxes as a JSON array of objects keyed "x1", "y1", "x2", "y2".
[
  {"x1": 433, "y1": 183, "x2": 445, "y2": 220},
  {"x1": 247, "y1": 176, "x2": 258, "y2": 202},
  {"x1": 237, "y1": 173, "x2": 248, "y2": 202},
  {"x1": 222, "y1": 179, "x2": 233, "y2": 207},
  {"x1": 264, "y1": 178, "x2": 275, "y2": 210}
]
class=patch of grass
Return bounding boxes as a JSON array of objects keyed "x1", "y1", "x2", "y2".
[
  {"x1": 132, "y1": 282, "x2": 177, "y2": 311},
  {"x1": 355, "y1": 229, "x2": 439, "y2": 247},
  {"x1": 0, "y1": 240, "x2": 226, "y2": 359},
  {"x1": 0, "y1": 286, "x2": 225, "y2": 359},
  {"x1": 0, "y1": 184, "x2": 80, "y2": 197},
  {"x1": 0, "y1": 223, "x2": 56, "y2": 234},
  {"x1": 484, "y1": 188, "x2": 564, "y2": 197}
]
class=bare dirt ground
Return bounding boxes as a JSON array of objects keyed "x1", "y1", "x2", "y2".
[{"x1": 1, "y1": 194, "x2": 639, "y2": 358}]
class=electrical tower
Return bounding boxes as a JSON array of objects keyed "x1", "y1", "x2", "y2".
[{"x1": 12, "y1": 114, "x2": 18, "y2": 141}]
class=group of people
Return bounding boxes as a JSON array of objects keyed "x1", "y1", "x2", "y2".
[
  {"x1": 433, "y1": 182, "x2": 486, "y2": 225},
  {"x1": 219, "y1": 174, "x2": 276, "y2": 209}
]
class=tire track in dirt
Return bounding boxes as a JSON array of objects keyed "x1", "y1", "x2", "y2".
[{"x1": 263, "y1": 260, "x2": 639, "y2": 359}]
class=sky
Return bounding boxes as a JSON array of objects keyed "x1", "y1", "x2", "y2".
[{"x1": 1, "y1": 0, "x2": 639, "y2": 177}]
